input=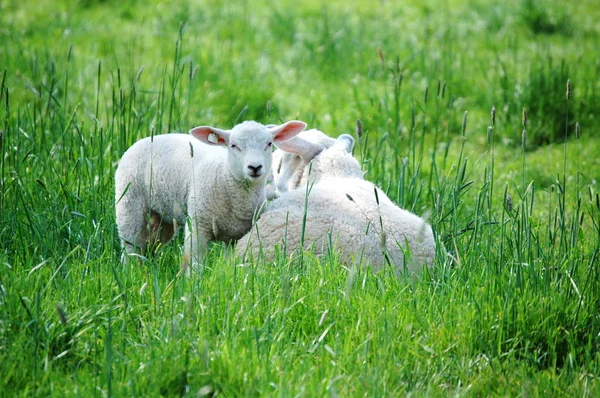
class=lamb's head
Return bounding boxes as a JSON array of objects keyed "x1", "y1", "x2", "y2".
[
  {"x1": 190, "y1": 120, "x2": 306, "y2": 184},
  {"x1": 272, "y1": 128, "x2": 364, "y2": 194}
]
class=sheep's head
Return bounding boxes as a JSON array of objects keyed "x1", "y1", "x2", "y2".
[
  {"x1": 190, "y1": 121, "x2": 306, "y2": 184},
  {"x1": 272, "y1": 129, "x2": 364, "y2": 194}
]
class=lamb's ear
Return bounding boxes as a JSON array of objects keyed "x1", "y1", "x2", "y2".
[
  {"x1": 274, "y1": 134, "x2": 321, "y2": 161},
  {"x1": 336, "y1": 134, "x2": 355, "y2": 153},
  {"x1": 269, "y1": 121, "x2": 307, "y2": 143},
  {"x1": 190, "y1": 126, "x2": 230, "y2": 146}
]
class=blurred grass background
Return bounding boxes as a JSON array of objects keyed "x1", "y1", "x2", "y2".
[{"x1": 1, "y1": 0, "x2": 599, "y2": 395}]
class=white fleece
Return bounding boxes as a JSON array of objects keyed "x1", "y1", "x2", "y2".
[
  {"x1": 115, "y1": 120, "x2": 306, "y2": 271},
  {"x1": 237, "y1": 129, "x2": 436, "y2": 275}
]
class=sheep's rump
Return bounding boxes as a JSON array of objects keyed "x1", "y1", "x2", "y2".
[{"x1": 236, "y1": 178, "x2": 435, "y2": 274}]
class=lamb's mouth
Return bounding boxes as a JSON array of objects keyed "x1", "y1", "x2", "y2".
[{"x1": 247, "y1": 171, "x2": 263, "y2": 179}]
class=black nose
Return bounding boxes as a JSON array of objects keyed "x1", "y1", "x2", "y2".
[{"x1": 248, "y1": 164, "x2": 263, "y2": 176}]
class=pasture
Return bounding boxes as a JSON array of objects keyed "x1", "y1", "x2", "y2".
[{"x1": 1, "y1": 0, "x2": 599, "y2": 395}]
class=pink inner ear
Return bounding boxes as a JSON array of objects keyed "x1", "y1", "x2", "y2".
[
  {"x1": 190, "y1": 127, "x2": 227, "y2": 146},
  {"x1": 272, "y1": 121, "x2": 307, "y2": 143},
  {"x1": 275, "y1": 136, "x2": 319, "y2": 160}
]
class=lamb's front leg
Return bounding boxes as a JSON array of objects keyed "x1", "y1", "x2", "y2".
[{"x1": 182, "y1": 219, "x2": 211, "y2": 275}]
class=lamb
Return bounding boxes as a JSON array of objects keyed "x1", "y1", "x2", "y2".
[
  {"x1": 272, "y1": 128, "x2": 363, "y2": 194},
  {"x1": 236, "y1": 129, "x2": 437, "y2": 275},
  {"x1": 115, "y1": 120, "x2": 307, "y2": 271},
  {"x1": 265, "y1": 128, "x2": 360, "y2": 200}
]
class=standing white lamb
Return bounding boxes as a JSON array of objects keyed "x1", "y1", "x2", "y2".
[
  {"x1": 115, "y1": 120, "x2": 307, "y2": 271},
  {"x1": 236, "y1": 129, "x2": 437, "y2": 275}
]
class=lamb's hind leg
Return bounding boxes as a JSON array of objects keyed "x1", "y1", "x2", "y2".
[{"x1": 148, "y1": 211, "x2": 176, "y2": 246}]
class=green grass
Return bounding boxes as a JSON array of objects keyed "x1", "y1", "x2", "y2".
[{"x1": 1, "y1": 0, "x2": 600, "y2": 395}]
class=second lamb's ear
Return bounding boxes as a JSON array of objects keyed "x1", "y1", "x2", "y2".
[
  {"x1": 274, "y1": 134, "x2": 322, "y2": 161},
  {"x1": 190, "y1": 126, "x2": 230, "y2": 146},
  {"x1": 337, "y1": 134, "x2": 355, "y2": 153},
  {"x1": 269, "y1": 121, "x2": 307, "y2": 143}
]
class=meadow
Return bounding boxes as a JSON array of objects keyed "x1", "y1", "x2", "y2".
[{"x1": 1, "y1": 0, "x2": 600, "y2": 395}]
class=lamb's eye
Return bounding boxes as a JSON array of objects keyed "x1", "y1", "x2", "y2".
[
  {"x1": 266, "y1": 142, "x2": 273, "y2": 150},
  {"x1": 231, "y1": 143, "x2": 241, "y2": 151}
]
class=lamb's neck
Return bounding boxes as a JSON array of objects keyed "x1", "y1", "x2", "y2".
[{"x1": 218, "y1": 166, "x2": 267, "y2": 218}]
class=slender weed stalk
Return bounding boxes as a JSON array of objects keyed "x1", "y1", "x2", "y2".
[
  {"x1": 564, "y1": 79, "x2": 571, "y2": 184},
  {"x1": 356, "y1": 117, "x2": 370, "y2": 173},
  {"x1": 187, "y1": 60, "x2": 198, "y2": 128},
  {"x1": 299, "y1": 163, "x2": 315, "y2": 268},
  {"x1": 486, "y1": 106, "x2": 497, "y2": 267},
  {"x1": 0, "y1": 69, "x2": 6, "y2": 213},
  {"x1": 168, "y1": 22, "x2": 186, "y2": 133},
  {"x1": 105, "y1": 305, "x2": 113, "y2": 397},
  {"x1": 427, "y1": 79, "x2": 445, "y2": 194},
  {"x1": 521, "y1": 107, "x2": 527, "y2": 195},
  {"x1": 419, "y1": 84, "x2": 428, "y2": 164},
  {"x1": 559, "y1": 80, "x2": 571, "y2": 252}
]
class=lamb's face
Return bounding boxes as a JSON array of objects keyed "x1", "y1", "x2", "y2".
[
  {"x1": 272, "y1": 149, "x2": 305, "y2": 194},
  {"x1": 189, "y1": 120, "x2": 307, "y2": 184},
  {"x1": 273, "y1": 129, "x2": 363, "y2": 193},
  {"x1": 228, "y1": 123, "x2": 275, "y2": 182}
]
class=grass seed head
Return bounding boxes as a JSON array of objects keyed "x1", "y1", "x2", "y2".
[
  {"x1": 521, "y1": 107, "x2": 528, "y2": 129},
  {"x1": 491, "y1": 105, "x2": 496, "y2": 127},
  {"x1": 136, "y1": 66, "x2": 145, "y2": 82},
  {"x1": 506, "y1": 194, "x2": 513, "y2": 212},
  {"x1": 56, "y1": 303, "x2": 68, "y2": 325},
  {"x1": 566, "y1": 79, "x2": 572, "y2": 101},
  {"x1": 356, "y1": 119, "x2": 363, "y2": 139}
]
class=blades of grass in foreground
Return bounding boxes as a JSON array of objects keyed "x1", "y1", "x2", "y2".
[{"x1": 1, "y1": 3, "x2": 599, "y2": 395}]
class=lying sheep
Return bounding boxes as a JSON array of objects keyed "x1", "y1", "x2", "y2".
[
  {"x1": 236, "y1": 129, "x2": 436, "y2": 275},
  {"x1": 115, "y1": 120, "x2": 307, "y2": 271}
]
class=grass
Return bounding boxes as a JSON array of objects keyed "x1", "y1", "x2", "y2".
[{"x1": 1, "y1": 0, "x2": 600, "y2": 395}]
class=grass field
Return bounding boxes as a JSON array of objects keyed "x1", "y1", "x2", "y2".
[{"x1": 1, "y1": 0, "x2": 600, "y2": 396}]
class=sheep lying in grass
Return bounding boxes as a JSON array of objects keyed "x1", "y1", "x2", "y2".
[
  {"x1": 237, "y1": 129, "x2": 436, "y2": 275},
  {"x1": 115, "y1": 120, "x2": 307, "y2": 271}
]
